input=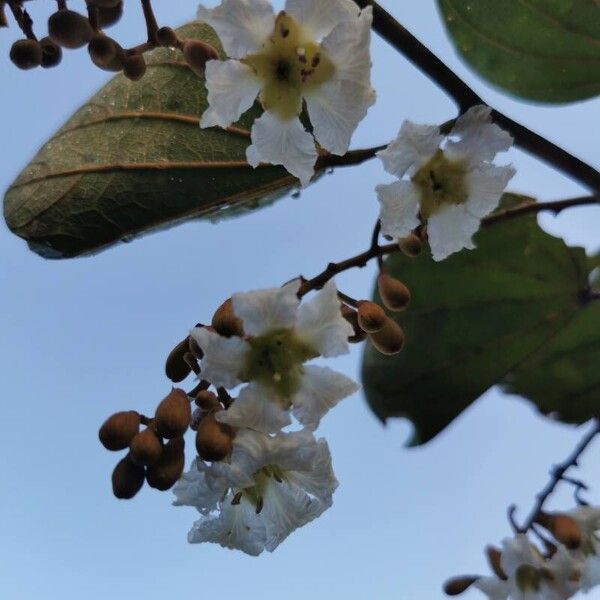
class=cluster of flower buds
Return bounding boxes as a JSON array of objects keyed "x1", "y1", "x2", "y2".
[
  {"x1": 444, "y1": 507, "x2": 600, "y2": 599},
  {"x1": 3, "y1": 0, "x2": 218, "y2": 80}
]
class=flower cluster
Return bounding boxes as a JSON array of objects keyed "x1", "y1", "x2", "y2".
[
  {"x1": 198, "y1": 0, "x2": 375, "y2": 186},
  {"x1": 173, "y1": 280, "x2": 360, "y2": 554},
  {"x1": 445, "y1": 507, "x2": 600, "y2": 599},
  {"x1": 376, "y1": 106, "x2": 515, "y2": 261}
]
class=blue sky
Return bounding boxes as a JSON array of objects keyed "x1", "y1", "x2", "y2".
[{"x1": 0, "y1": 2, "x2": 599, "y2": 599}]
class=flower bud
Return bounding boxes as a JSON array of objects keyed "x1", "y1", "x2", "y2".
[
  {"x1": 40, "y1": 37, "x2": 62, "y2": 68},
  {"x1": 156, "y1": 26, "x2": 179, "y2": 48},
  {"x1": 399, "y1": 233, "x2": 422, "y2": 257},
  {"x1": 87, "y1": 0, "x2": 121, "y2": 7},
  {"x1": 369, "y1": 317, "x2": 405, "y2": 355},
  {"x1": 154, "y1": 389, "x2": 191, "y2": 439},
  {"x1": 122, "y1": 52, "x2": 146, "y2": 81},
  {"x1": 357, "y1": 301, "x2": 386, "y2": 333},
  {"x1": 212, "y1": 298, "x2": 244, "y2": 338},
  {"x1": 112, "y1": 454, "x2": 145, "y2": 499},
  {"x1": 484, "y1": 545, "x2": 507, "y2": 580},
  {"x1": 10, "y1": 39, "x2": 42, "y2": 70},
  {"x1": 0, "y1": 3, "x2": 7, "y2": 28},
  {"x1": 99, "y1": 410, "x2": 140, "y2": 450},
  {"x1": 443, "y1": 576, "x2": 478, "y2": 596},
  {"x1": 88, "y1": 34, "x2": 119, "y2": 68},
  {"x1": 129, "y1": 428, "x2": 163, "y2": 466},
  {"x1": 48, "y1": 10, "x2": 94, "y2": 49},
  {"x1": 96, "y1": 2, "x2": 123, "y2": 28},
  {"x1": 341, "y1": 304, "x2": 366, "y2": 343},
  {"x1": 146, "y1": 437, "x2": 185, "y2": 491},
  {"x1": 182, "y1": 39, "x2": 219, "y2": 76},
  {"x1": 164, "y1": 337, "x2": 193, "y2": 382},
  {"x1": 377, "y1": 273, "x2": 411, "y2": 312},
  {"x1": 536, "y1": 512, "x2": 582, "y2": 549},
  {"x1": 196, "y1": 412, "x2": 234, "y2": 462},
  {"x1": 195, "y1": 390, "x2": 221, "y2": 411}
]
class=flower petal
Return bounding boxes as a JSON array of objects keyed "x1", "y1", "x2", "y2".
[
  {"x1": 426, "y1": 204, "x2": 480, "y2": 262},
  {"x1": 377, "y1": 121, "x2": 442, "y2": 178},
  {"x1": 200, "y1": 60, "x2": 260, "y2": 128},
  {"x1": 285, "y1": 0, "x2": 360, "y2": 41},
  {"x1": 465, "y1": 164, "x2": 515, "y2": 218},
  {"x1": 292, "y1": 365, "x2": 359, "y2": 429},
  {"x1": 216, "y1": 383, "x2": 292, "y2": 434},
  {"x1": 296, "y1": 280, "x2": 353, "y2": 357},
  {"x1": 191, "y1": 326, "x2": 249, "y2": 388},
  {"x1": 376, "y1": 180, "x2": 421, "y2": 240},
  {"x1": 173, "y1": 459, "x2": 226, "y2": 514},
  {"x1": 582, "y1": 556, "x2": 600, "y2": 592},
  {"x1": 197, "y1": 0, "x2": 274, "y2": 59},
  {"x1": 188, "y1": 495, "x2": 267, "y2": 556},
  {"x1": 232, "y1": 280, "x2": 300, "y2": 337},
  {"x1": 246, "y1": 113, "x2": 318, "y2": 187},
  {"x1": 447, "y1": 105, "x2": 513, "y2": 164},
  {"x1": 473, "y1": 577, "x2": 510, "y2": 600}
]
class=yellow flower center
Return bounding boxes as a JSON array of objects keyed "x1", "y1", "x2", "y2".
[
  {"x1": 242, "y1": 11, "x2": 336, "y2": 121},
  {"x1": 412, "y1": 150, "x2": 469, "y2": 218},
  {"x1": 242, "y1": 328, "x2": 317, "y2": 398}
]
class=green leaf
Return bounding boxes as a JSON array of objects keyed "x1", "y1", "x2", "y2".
[
  {"x1": 437, "y1": 0, "x2": 600, "y2": 103},
  {"x1": 361, "y1": 195, "x2": 595, "y2": 445},
  {"x1": 3, "y1": 22, "x2": 297, "y2": 259}
]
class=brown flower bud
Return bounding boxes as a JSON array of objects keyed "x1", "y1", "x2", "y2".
[
  {"x1": 129, "y1": 428, "x2": 163, "y2": 466},
  {"x1": 49, "y1": 10, "x2": 94, "y2": 49},
  {"x1": 536, "y1": 512, "x2": 582, "y2": 550},
  {"x1": 399, "y1": 233, "x2": 423, "y2": 258},
  {"x1": 443, "y1": 576, "x2": 478, "y2": 596},
  {"x1": 154, "y1": 389, "x2": 192, "y2": 439},
  {"x1": 341, "y1": 304, "x2": 367, "y2": 343},
  {"x1": 212, "y1": 298, "x2": 244, "y2": 338},
  {"x1": 196, "y1": 412, "x2": 234, "y2": 462},
  {"x1": 146, "y1": 437, "x2": 185, "y2": 491},
  {"x1": 39, "y1": 37, "x2": 62, "y2": 68},
  {"x1": 164, "y1": 337, "x2": 193, "y2": 383},
  {"x1": 156, "y1": 26, "x2": 179, "y2": 48},
  {"x1": 10, "y1": 39, "x2": 42, "y2": 70},
  {"x1": 357, "y1": 301, "x2": 386, "y2": 333},
  {"x1": 122, "y1": 52, "x2": 146, "y2": 81},
  {"x1": 112, "y1": 454, "x2": 145, "y2": 499},
  {"x1": 182, "y1": 39, "x2": 219, "y2": 76},
  {"x1": 96, "y1": 2, "x2": 123, "y2": 28},
  {"x1": 377, "y1": 273, "x2": 411, "y2": 312},
  {"x1": 369, "y1": 317, "x2": 405, "y2": 355},
  {"x1": 99, "y1": 410, "x2": 140, "y2": 450},
  {"x1": 195, "y1": 390, "x2": 221, "y2": 411},
  {"x1": 87, "y1": 0, "x2": 121, "y2": 7},
  {"x1": 0, "y1": 3, "x2": 8, "y2": 28},
  {"x1": 88, "y1": 34, "x2": 120, "y2": 68},
  {"x1": 485, "y1": 545, "x2": 507, "y2": 580}
]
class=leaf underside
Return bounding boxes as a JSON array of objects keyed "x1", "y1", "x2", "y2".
[
  {"x1": 437, "y1": 0, "x2": 600, "y2": 103},
  {"x1": 3, "y1": 22, "x2": 297, "y2": 259},
  {"x1": 361, "y1": 195, "x2": 598, "y2": 446}
]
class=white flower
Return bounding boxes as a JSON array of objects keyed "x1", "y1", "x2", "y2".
[
  {"x1": 198, "y1": 0, "x2": 375, "y2": 186},
  {"x1": 566, "y1": 506, "x2": 600, "y2": 592},
  {"x1": 173, "y1": 428, "x2": 338, "y2": 555},
  {"x1": 191, "y1": 280, "x2": 359, "y2": 432},
  {"x1": 376, "y1": 105, "x2": 515, "y2": 261}
]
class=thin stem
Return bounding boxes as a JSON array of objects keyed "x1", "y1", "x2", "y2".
[
  {"x1": 354, "y1": 0, "x2": 600, "y2": 193},
  {"x1": 140, "y1": 0, "x2": 159, "y2": 45},
  {"x1": 7, "y1": 0, "x2": 35, "y2": 39},
  {"x1": 317, "y1": 145, "x2": 387, "y2": 170}
]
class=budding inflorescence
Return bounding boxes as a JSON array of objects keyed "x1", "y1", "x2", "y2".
[{"x1": 3, "y1": 0, "x2": 218, "y2": 80}]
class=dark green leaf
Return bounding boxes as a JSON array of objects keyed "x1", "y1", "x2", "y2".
[
  {"x1": 361, "y1": 195, "x2": 594, "y2": 445},
  {"x1": 437, "y1": 0, "x2": 600, "y2": 103},
  {"x1": 3, "y1": 22, "x2": 297, "y2": 259}
]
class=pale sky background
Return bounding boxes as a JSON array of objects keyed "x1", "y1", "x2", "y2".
[{"x1": 0, "y1": 2, "x2": 599, "y2": 599}]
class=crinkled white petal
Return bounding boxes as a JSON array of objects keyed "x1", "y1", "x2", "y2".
[
  {"x1": 191, "y1": 326, "x2": 249, "y2": 388},
  {"x1": 232, "y1": 280, "x2": 300, "y2": 337},
  {"x1": 427, "y1": 204, "x2": 480, "y2": 262},
  {"x1": 500, "y1": 534, "x2": 544, "y2": 577},
  {"x1": 547, "y1": 546, "x2": 581, "y2": 599},
  {"x1": 296, "y1": 280, "x2": 353, "y2": 358},
  {"x1": 197, "y1": 0, "x2": 274, "y2": 59},
  {"x1": 377, "y1": 121, "x2": 442, "y2": 178},
  {"x1": 581, "y1": 555, "x2": 600, "y2": 592},
  {"x1": 568, "y1": 506, "x2": 600, "y2": 537},
  {"x1": 200, "y1": 60, "x2": 260, "y2": 128},
  {"x1": 473, "y1": 577, "x2": 510, "y2": 600},
  {"x1": 285, "y1": 0, "x2": 360, "y2": 41},
  {"x1": 306, "y1": 79, "x2": 375, "y2": 156},
  {"x1": 216, "y1": 383, "x2": 292, "y2": 434},
  {"x1": 447, "y1": 105, "x2": 513, "y2": 165},
  {"x1": 246, "y1": 113, "x2": 318, "y2": 187},
  {"x1": 292, "y1": 365, "x2": 359, "y2": 430},
  {"x1": 265, "y1": 429, "x2": 320, "y2": 473},
  {"x1": 465, "y1": 164, "x2": 515, "y2": 218},
  {"x1": 173, "y1": 459, "x2": 226, "y2": 514},
  {"x1": 188, "y1": 495, "x2": 267, "y2": 556},
  {"x1": 376, "y1": 180, "x2": 421, "y2": 240}
]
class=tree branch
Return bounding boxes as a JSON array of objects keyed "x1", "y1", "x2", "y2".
[{"x1": 354, "y1": 0, "x2": 600, "y2": 193}]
